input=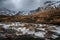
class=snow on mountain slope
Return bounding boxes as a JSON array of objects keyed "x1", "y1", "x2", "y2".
[{"x1": 0, "y1": 0, "x2": 60, "y2": 16}]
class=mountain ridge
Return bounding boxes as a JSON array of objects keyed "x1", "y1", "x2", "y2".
[{"x1": 0, "y1": 8, "x2": 60, "y2": 24}]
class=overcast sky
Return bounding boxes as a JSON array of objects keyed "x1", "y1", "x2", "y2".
[{"x1": 0, "y1": 0, "x2": 60, "y2": 11}]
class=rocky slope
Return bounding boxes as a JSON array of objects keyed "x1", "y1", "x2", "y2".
[{"x1": 0, "y1": 8, "x2": 60, "y2": 24}]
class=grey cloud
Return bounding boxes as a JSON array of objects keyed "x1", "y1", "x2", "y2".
[{"x1": 0, "y1": 0, "x2": 60, "y2": 11}]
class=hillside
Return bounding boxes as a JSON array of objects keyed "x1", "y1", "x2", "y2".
[{"x1": 0, "y1": 8, "x2": 60, "y2": 24}]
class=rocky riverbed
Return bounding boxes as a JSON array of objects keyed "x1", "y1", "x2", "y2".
[{"x1": 0, "y1": 22, "x2": 60, "y2": 40}]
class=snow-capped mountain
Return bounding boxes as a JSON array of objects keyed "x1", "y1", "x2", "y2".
[
  {"x1": 0, "y1": 8, "x2": 16, "y2": 16},
  {"x1": 0, "y1": 1, "x2": 60, "y2": 16},
  {"x1": 44, "y1": 1, "x2": 60, "y2": 8}
]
